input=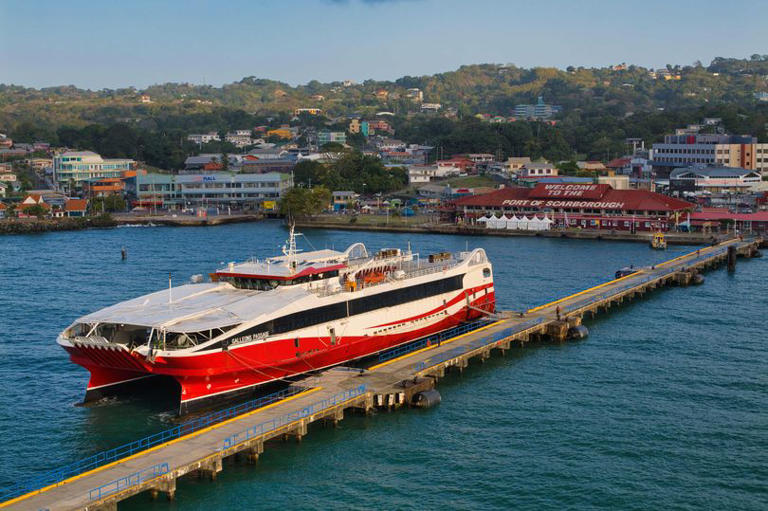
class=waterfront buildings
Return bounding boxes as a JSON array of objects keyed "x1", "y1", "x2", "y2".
[
  {"x1": 135, "y1": 171, "x2": 293, "y2": 208},
  {"x1": 64, "y1": 199, "x2": 88, "y2": 217},
  {"x1": 82, "y1": 177, "x2": 128, "y2": 198},
  {"x1": 669, "y1": 165, "x2": 762, "y2": 193},
  {"x1": 52, "y1": 151, "x2": 136, "y2": 188},
  {"x1": 454, "y1": 183, "x2": 694, "y2": 232},
  {"x1": 651, "y1": 125, "x2": 768, "y2": 176},
  {"x1": 332, "y1": 190, "x2": 358, "y2": 210}
]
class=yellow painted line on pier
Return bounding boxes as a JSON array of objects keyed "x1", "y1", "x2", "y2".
[
  {"x1": 368, "y1": 320, "x2": 503, "y2": 372},
  {"x1": 656, "y1": 238, "x2": 733, "y2": 269},
  {"x1": 527, "y1": 271, "x2": 640, "y2": 314},
  {"x1": 0, "y1": 387, "x2": 322, "y2": 509},
  {"x1": 527, "y1": 238, "x2": 740, "y2": 314}
]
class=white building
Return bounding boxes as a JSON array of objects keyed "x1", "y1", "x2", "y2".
[
  {"x1": 420, "y1": 103, "x2": 442, "y2": 112},
  {"x1": 187, "y1": 132, "x2": 221, "y2": 144},
  {"x1": 225, "y1": 132, "x2": 253, "y2": 148},
  {"x1": 519, "y1": 162, "x2": 558, "y2": 178},
  {"x1": 670, "y1": 165, "x2": 762, "y2": 193},
  {"x1": 52, "y1": 151, "x2": 135, "y2": 187},
  {"x1": 136, "y1": 172, "x2": 293, "y2": 207}
]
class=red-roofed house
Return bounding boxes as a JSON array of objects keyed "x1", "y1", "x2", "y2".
[
  {"x1": 436, "y1": 157, "x2": 475, "y2": 174},
  {"x1": 18, "y1": 194, "x2": 51, "y2": 218},
  {"x1": 453, "y1": 183, "x2": 694, "y2": 231},
  {"x1": 64, "y1": 198, "x2": 88, "y2": 217}
]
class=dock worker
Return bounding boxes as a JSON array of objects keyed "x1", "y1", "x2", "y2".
[{"x1": 556, "y1": 305, "x2": 561, "y2": 321}]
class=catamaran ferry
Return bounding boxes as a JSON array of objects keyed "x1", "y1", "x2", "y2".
[{"x1": 58, "y1": 228, "x2": 495, "y2": 413}]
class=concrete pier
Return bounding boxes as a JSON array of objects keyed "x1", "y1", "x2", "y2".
[{"x1": 0, "y1": 237, "x2": 761, "y2": 511}]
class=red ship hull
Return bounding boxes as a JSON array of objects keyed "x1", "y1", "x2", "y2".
[{"x1": 63, "y1": 289, "x2": 495, "y2": 413}]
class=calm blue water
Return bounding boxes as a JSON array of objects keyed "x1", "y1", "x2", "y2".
[{"x1": 0, "y1": 221, "x2": 766, "y2": 510}]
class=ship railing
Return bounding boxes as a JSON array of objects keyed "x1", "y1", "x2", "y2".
[
  {"x1": 0, "y1": 386, "x2": 305, "y2": 502},
  {"x1": 87, "y1": 463, "x2": 169, "y2": 501},
  {"x1": 221, "y1": 384, "x2": 368, "y2": 450},
  {"x1": 312, "y1": 259, "x2": 459, "y2": 297}
]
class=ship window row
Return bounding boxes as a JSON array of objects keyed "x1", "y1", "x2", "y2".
[{"x1": 212, "y1": 274, "x2": 465, "y2": 348}]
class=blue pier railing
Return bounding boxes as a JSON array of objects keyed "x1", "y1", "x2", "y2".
[
  {"x1": 0, "y1": 386, "x2": 305, "y2": 502},
  {"x1": 222, "y1": 384, "x2": 368, "y2": 450},
  {"x1": 411, "y1": 317, "x2": 546, "y2": 372},
  {"x1": 377, "y1": 319, "x2": 494, "y2": 364},
  {"x1": 88, "y1": 462, "x2": 169, "y2": 501}
]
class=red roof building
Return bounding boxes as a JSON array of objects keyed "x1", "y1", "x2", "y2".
[
  {"x1": 454, "y1": 183, "x2": 695, "y2": 232},
  {"x1": 689, "y1": 210, "x2": 768, "y2": 234},
  {"x1": 17, "y1": 194, "x2": 51, "y2": 217},
  {"x1": 436, "y1": 157, "x2": 475, "y2": 174},
  {"x1": 64, "y1": 199, "x2": 88, "y2": 217}
]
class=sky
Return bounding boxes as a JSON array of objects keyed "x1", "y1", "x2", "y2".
[{"x1": 1, "y1": 0, "x2": 766, "y2": 90}]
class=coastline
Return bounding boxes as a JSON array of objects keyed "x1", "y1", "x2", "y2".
[
  {"x1": 0, "y1": 213, "x2": 265, "y2": 234},
  {"x1": 0, "y1": 215, "x2": 117, "y2": 235},
  {"x1": 112, "y1": 213, "x2": 265, "y2": 227},
  {"x1": 0, "y1": 213, "x2": 729, "y2": 246},
  {"x1": 294, "y1": 218, "x2": 723, "y2": 246}
]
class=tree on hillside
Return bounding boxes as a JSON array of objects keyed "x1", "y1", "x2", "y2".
[
  {"x1": 320, "y1": 142, "x2": 346, "y2": 152},
  {"x1": 280, "y1": 186, "x2": 331, "y2": 217}
]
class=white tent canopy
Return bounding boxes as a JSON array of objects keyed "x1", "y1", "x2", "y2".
[
  {"x1": 506, "y1": 215, "x2": 520, "y2": 230},
  {"x1": 529, "y1": 216, "x2": 545, "y2": 231}
]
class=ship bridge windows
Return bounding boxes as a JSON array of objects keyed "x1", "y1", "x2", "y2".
[
  {"x1": 220, "y1": 270, "x2": 340, "y2": 290},
  {"x1": 68, "y1": 322, "x2": 237, "y2": 350}
]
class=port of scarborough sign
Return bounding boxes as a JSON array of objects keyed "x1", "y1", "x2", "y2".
[{"x1": 501, "y1": 184, "x2": 626, "y2": 210}]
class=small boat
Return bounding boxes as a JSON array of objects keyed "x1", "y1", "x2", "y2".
[{"x1": 650, "y1": 231, "x2": 667, "y2": 250}]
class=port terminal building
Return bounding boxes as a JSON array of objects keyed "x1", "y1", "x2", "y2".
[{"x1": 453, "y1": 183, "x2": 695, "y2": 231}]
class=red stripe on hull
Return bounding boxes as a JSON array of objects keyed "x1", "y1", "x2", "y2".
[{"x1": 63, "y1": 292, "x2": 495, "y2": 407}]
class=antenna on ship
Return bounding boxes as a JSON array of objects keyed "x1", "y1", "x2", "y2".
[
  {"x1": 168, "y1": 272, "x2": 173, "y2": 304},
  {"x1": 283, "y1": 220, "x2": 299, "y2": 274}
]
